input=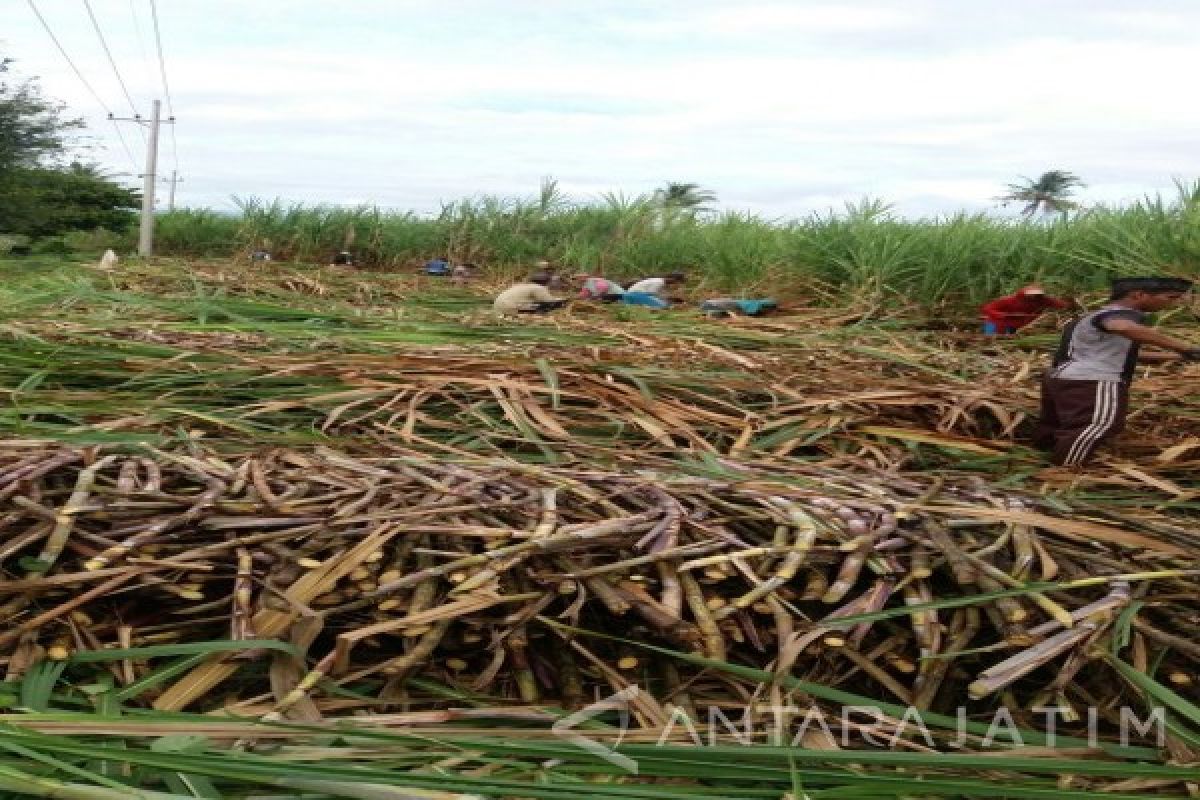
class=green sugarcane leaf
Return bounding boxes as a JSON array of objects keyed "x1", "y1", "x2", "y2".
[{"x1": 68, "y1": 640, "x2": 301, "y2": 664}]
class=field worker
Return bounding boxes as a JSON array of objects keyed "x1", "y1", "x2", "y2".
[
  {"x1": 627, "y1": 271, "x2": 685, "y2": 297},
  {"x1": 575, "y1": 274, "x2": 625, "y2": 302},
  {"x1": 493, "y1": 282, "x2": 568, "y2": 316},
  {"x1": 530, "y1": 260, "x2": 566, "y2": 290},
  {"x1": 980, "y1": 285, "x2": 1072, "y2": 335},
  {"x1": 623, "y1": 271, "x2": 686, "y2": 309},
  {"x1": 1035, "y1": 276, "x2": 1199, "y2": 467},
  {"x1": 451, "y1": 263, "x2": 475, "y2": 287}
]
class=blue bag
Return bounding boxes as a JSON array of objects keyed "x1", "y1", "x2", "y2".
[{"x1": 621, "y1": 292, "x2": 670, "y2": 309}]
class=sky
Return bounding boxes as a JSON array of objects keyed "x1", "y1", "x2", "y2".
[{"x1": 4, "y1": 0, "x2": 1200, "y2": 219}]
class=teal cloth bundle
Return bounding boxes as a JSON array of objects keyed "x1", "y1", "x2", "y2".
[{"x1": 700, "y1": 298, "x2": 777, "y2": 316}]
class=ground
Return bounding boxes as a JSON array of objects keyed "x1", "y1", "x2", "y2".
[{"x1": 0, "y1": 256, "x2": 1197, "y2": 799}]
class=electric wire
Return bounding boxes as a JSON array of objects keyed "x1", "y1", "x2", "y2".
[
  {"x1": 127, "y1": 0, "x2": 155, "y2": 88},
  {"x1": 147, "y1": 0, "x2": 179, "y2": 173},
  {"x1": 23, "y1": 0, "x2": 140, "y2": 172},
  {"x1": 82, "y1": 0, "x2": 147, "y2": 143}
]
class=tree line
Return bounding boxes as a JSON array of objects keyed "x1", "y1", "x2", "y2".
[{"x1": 0, "y1": 54, "x2": 139, "y2": 250}]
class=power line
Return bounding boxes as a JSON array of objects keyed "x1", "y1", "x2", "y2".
[
  {"x1": 127, "y1": 0, "x2": 154, "y2": 87},
  {"x1": 147, "y1": 0, "x2": 178, "y2": 171},
  {"x1": 24, "y1": 0, "x2": 140, "y2": 172},
  {"x1": 25, "y1": 0, "x2": 110, "y2": 113},
  {"x1": 82, "y1": 0, "x2": 146, "y2": 144}
]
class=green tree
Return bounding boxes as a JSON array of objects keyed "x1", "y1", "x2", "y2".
[
  {"x1": 998, "y1": 170, "x2": 1085, "y2": 217},
  {"x1": 653, "y1": 182, "x2": 717, "y2": 213},
  {"x1": 0, "y1": 57, "x2": 82, "y2": 174},
  {"x1": 0, "y1": 56, "x2": 138, "y2": 238},
  {"x1": 0, "y1": 162, "x2": 140, "y2": 237}
]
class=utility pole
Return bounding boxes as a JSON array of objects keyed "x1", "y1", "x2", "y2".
[
  {"x1": 138, "y1": 99, "x2": 161, "y2": 256},
  {"x1": 110, "y1": 99, "x2": 175, "y2": 257},
  {"x1": 166, "y1": 170, "x2": 183, "y2": 211}
]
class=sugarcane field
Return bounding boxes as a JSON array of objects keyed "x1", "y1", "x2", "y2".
[
  {"x1": 0, "y1": 244, "x2": 1197, "y2": 799},
  {"x1": 6, "y1": 1, "x2": 1200, "y2": 796}
]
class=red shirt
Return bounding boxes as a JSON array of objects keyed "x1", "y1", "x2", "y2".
[{"x1": 980, "y1": 288, "x2": 1070, "y2": 330}]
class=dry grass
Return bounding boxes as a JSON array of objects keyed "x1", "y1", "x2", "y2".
[{"x1": 0, "y1": 257, "x2": 1198, "y2": 798}]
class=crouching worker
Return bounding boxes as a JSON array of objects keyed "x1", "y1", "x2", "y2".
[
  {"x1": 451, "y1": 263, "x2": 475, "y2": 287},
  {"x1": 981, "y1": 285, "x2": 1072, "y2": 335},
  {"x1": 622, "y1": 271, "x2": 686, "y2": 309},
  {"x1": 1036, "y1": 276, "x2": 1199, "y2": 467},
  {"x1": 530, "y1": 261, "x2": 566, "y2": 290},
  {"x1": 576, "y1": 275, "x2": 625, "y2": 302},
  {"x1": 493, "y1": 282, "x2": 568, "y2": 316}
]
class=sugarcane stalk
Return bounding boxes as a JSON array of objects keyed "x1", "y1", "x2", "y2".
[
  {"x1": 925, "y1": 519, "x2": 974, "y2": 584},
  {"x1": 401, "y1": 551, "x2": 439, "y2": 633},
  {"x1": 969, "y1": 621, "x2": 1100, "y2": 699},
  {"x1": 558, "y1": 556, "x2": 631, "y2": 615},
  {"x1": 905, "y1": 578, "x2": 940, "y2": 680},
  {"x1": 507, "y1": 624, "x2": 540, "y2": 703},
  {"x1": 719, "y1": 500, "x2": 818, "y2": 614},
  {"x1": 848, "y1": 578, "x2": 895, "y2": 648},
  {"x1": 1132, "y1": 617, "x2": 1200, "y2": 663},
  {"x1": 836, "y1": 645, "x2": 912, "y2": 704},
  {"x1": 355, "y1": 619, "x2": 454, "y2": 683},
  {"x1": 615, "y1": 580, "x2": 701, "y2": 644},
  {"x1": 1010, "y1": 521, "x2": 1036, "y2": 582},
  {"x1": 260, "y1": 651, "x2": 336, "y2": 723},
  {"x1": 822, "y1": 538, "x2": 870, "y2": 604},
  {"x1": 913, "y1": 607, "x2": 980, "y2": 710},
  {"x1": 554, "y1": 644, "x2": 585, "y2": 709},
  {"x1": 0, "y1": 451, "x2": 82, "y2": 503},
  {"x1": 115, "y1": 459, "x2": 139, "y2": 494},
  {"x1": 575, "y1": 541, "x2": 721, "y2": 577},
  {"x1": 823, "y1": 511, "x2": 894, "y2": 604},
  {"x1": 909, "y1": 545, "x2": 931, "y2": 580},
  {"x1": 657, "y1": 561, "x2": 683, "y2": 615},
  {"x1": 31, "y1": 456, "x2": 116, "y2": 573},
  {"x1": 800, "y1": 569, "x2": 829, "y2": 601},
  {"x1": 230, "y1": 546, "x2": 263, "y2": 660},
  {"x1": 660, "y1": 660, "x2": 698, "y2": 723},
  {"x1": 679, "y1": 570, "x2": 726, "y2": 661},
  {"x1": 1047, "y1": 622, "x2": 1106, "y2": 695},
  {"x1": 83, "y1": 478, "x2": 225, "y2": 571},
  {"x1": 372, "y1": 511, "x2": 653, "y2": 597},
  {"x1": 453, "y1": 488, "x2": 558, "y2": 593},
  {"x1": 962, "y1": 549, "x2": 1073, "y2": 629}
]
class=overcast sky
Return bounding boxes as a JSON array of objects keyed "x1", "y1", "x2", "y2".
[{"x1": 5, "y1": 0, "x2": 1199, "y2": 218}]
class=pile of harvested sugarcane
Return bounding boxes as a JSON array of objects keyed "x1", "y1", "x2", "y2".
[
  {"x1": 5, "y1": 271, "x2": 1199, "y2": 484},
  {"x1": 6, "y1": 259, "x2": 1200, "y2": 797},
  {"x1": 2, "y1": 442, "x2": 1195, "y2": 747}
]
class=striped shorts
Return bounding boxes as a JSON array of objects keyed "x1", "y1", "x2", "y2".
[{"x1": 1034, "y1": 375, "x2": 1129, "y2": 467}]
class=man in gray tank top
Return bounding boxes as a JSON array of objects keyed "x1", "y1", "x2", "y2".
[{"x1": 1036, "y1": 277, "x2": 1198, "y2": 467}]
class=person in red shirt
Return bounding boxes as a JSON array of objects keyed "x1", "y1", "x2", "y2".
[{"x1": 980, "y1": 285, "x2": 1072, "y2": 335}]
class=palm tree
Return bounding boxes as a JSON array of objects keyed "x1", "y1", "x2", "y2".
[
  {"x1": 998, "y1": 170, "x2": 1085, "y2": 217},
  {"x1": 653, "y1": 182, "x2": 717, "y2": 213},
  {"x1": 535, "y1": 176, "x2": 566, "y2": 216}
]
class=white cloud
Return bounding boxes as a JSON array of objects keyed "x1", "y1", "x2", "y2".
[
  {"x1": 3, "y1": 0, "x2": 1198, "y2": 217},
  {"x1": 610, "y1": 2, "x2": 922, "y2": 38}
]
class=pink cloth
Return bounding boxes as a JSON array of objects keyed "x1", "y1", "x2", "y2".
[{"x1": 580, "y1": 277, "x2": 613, "y2": 299}]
